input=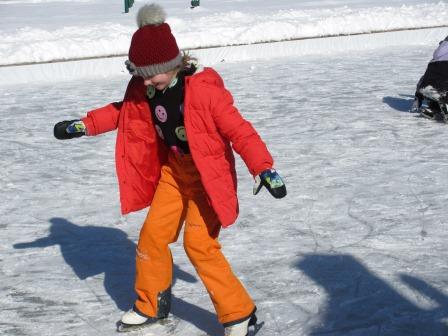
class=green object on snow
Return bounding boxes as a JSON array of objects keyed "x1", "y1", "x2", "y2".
[
  {"x1": 191, "y1": 0, "x2": 200, "y2": 8},
  {"x1": 124, "y1": 0, "x2": 134, "y2": 13}
]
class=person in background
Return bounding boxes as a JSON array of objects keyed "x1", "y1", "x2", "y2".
[
  {"x1": 411, "y1": 35, "x2": 448, "y2": 122},
  {"x1": 53, "y1": 3, "x2": 286, "y2": 336}
]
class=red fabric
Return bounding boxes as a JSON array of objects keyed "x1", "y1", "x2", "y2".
[
  {"x1": 128, "y1": 23, "x2": 179, "y2": 67},
  {"x1": 82, "y1": 68, "x2": 273, "y2": 227}
]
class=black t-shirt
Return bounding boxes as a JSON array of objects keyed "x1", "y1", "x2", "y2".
[{"x1": 147, "y1": 66, "x2": 196, "y2": 155}]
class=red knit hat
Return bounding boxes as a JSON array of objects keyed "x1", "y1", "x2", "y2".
[{"x1": 126, "y1": 4, "x2": 182, "y2": 78}]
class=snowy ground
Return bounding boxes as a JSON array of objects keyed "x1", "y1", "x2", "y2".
[
  {"x1": 2, "y1": 42, "x2": 448, "y2": 335},
  {"x1": 1, "y1": 0, "x2": 447, "y2": 86},
  {"x1": 2, "y1": 0, "x2": 448, "y2": 335},
  {"x1": 1, "y1": 0, "x2": 446, "y2": 65}
]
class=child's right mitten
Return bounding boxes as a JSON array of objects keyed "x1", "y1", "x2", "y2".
[{"x1": 54, "y1": 120, "x2": 86, "y2": 140}]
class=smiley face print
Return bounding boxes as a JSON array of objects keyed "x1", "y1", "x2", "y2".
[
  {"x1": 175, "y1": 126, "x2": 187, "y2": 141},
  {"x1": 146, "y1": 85, "x2": 155, "y2": 99},
  {"x1": 155, "y1": 105, "x2": 168, "y2": 123}
]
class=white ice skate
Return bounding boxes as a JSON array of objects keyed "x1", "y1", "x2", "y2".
[
  {"x1": 121, "y1": 309, "x2": 150, "y2": 324},
  {"x1": 224, "y1": 318, "x2": 250, "y2": 336},
  {"x1": 224, "y1": 313, "x2": 259, "y2": 336},
  {"x1": 117, "y1": 309, "x2": 160, "y2": 332}
]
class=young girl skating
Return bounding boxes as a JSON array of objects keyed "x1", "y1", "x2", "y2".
[{"x1": 54, "y1": 4, "x2": 286, "y2": 335}]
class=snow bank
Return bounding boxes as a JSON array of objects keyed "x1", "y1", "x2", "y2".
[
  {"x1": 1, "y1": 27, "x2": 445, "y2": 86},
  {"x1": 173, "y1": 4, "x2": 448, "y2": 48},
  {"x1": 0, "y1": 3, "x2": 447, "y2": 66}
]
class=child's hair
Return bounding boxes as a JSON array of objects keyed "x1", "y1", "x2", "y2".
[
  {"x1": 169, "y1": 52, "x2": 198, "y2": 78},
  {"x1": 181, "y1": 51, "x2": 198, "y2": 69}
]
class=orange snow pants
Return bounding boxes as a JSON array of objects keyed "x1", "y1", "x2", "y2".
[{"x1": 134, "y1": 152, "x2": 255, "y2": 325}]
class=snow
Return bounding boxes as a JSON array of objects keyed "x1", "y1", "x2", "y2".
[
  {"x1": 2, "y1": 0, "x2": 448, "y2": 336},
  {"x1": 1, "y1": 0, "x2": 447, "y2": 85},
  {"x1": 0, "y1": 0, "x2": 447, "y2": 66},
  {"x1": 3, "y1": 27, "x2": 446, "y2": 87}
]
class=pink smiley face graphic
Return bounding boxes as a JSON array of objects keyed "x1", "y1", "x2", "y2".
[{"x1": 155, "y1": 105, "x2": 167, "y2": 123}]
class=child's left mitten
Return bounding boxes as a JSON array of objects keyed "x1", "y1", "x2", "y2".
[{"x1": 253, "y1": 168, "x2": 287, "y2": 199}]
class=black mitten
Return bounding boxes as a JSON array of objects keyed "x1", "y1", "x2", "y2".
[
  {"x1": 253, "y1": 168, "x2": 287, "y2": 199},
  {"x1": 54, "y1": 120, "x2": 86, "y2": 140}
]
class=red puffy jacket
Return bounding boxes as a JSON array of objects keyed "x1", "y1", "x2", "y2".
[{"x1": 82, "y1": 67, "x2": 273, "y2": 227}]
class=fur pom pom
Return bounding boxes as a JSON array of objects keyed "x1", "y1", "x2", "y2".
[{"x1": 137, "y1": 4, "x2": 166, "y2": 28}]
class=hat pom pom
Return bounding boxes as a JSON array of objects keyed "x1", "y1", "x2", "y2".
[{"x1": 137, "y1": 4, "x2": 166, "y2": 28}]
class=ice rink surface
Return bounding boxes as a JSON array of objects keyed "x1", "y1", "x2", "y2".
[{"x1": 2, "y1": 43, "x2": 448, "y2": 335}]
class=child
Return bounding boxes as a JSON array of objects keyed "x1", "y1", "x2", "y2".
[
  {"x1": 411, "y1": 35, "x2": 448, "y2": 122},
  {"x1": 53, "y1": 3, "x2": 286, "y2": 336}
]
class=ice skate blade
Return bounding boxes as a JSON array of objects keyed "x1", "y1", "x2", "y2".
[
  {"x1": 116, "y1": 319, "x2": 161, "y2": 333},
  {"x1": 116, "y1": 317, "x2": 179, "y2": 333},
  {"x1": 117, "y1": 320, "x2": 150, "y2": 332},
  {"x1": 249, "y1": 321, "x2": 264, "y2": 335}
]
